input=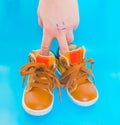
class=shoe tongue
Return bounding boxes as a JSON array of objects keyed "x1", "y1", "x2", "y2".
[
  {"x1": 64, "y1": 48, "x2": 84, "y2": 64},
  {"x1": 36, "y1": 54, "x2": 55, "y2": 67}
]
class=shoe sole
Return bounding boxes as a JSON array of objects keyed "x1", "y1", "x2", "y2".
[{"x1": 22, "y1": 94, "x2": 54, "y2": 116}]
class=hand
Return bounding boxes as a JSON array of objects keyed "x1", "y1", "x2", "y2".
[{"x1": 37, "y1": 0, "x2": 79, "y2": 55}]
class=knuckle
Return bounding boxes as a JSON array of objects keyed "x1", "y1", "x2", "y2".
[
  {"x1": 38, "y1": 19, "x2": 42, "y2": 26},
  {"x1": 44, "y1": 25, "x2": 53, "y2": 35},
  {"x1": 74, "y1": 18, "x2": 80, "y2": 29},
  {"x1": 41, "y1": 45, "x2": 49, "y2": 50},
  {"x1": 67, "y1": 35, "x2": 74, "y2": 43}
]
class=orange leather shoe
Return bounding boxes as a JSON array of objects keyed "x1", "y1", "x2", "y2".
[
  {"x1": 57, "y1": 44, "x2": 99, "y2": 106},
  {"x1": 20, "y1": 50, "x2": 61, "y2": 116}
]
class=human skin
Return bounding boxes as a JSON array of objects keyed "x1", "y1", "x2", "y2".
[{"x1": 37, "y1": 0, "x2": 79, "y2": 55}]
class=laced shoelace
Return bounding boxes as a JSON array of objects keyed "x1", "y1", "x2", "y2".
[
  {"x1": 60, "y1": 58, "x2": 95, "y2": 92},
  {"x1": 20, "y1": 62, "x2": 61, "y2": 100}
]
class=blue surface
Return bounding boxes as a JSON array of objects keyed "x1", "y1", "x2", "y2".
[{"x1": 0, "y1": 0, "x2": 120, "y2": 125}]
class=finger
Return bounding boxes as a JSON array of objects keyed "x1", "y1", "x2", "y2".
[
  {"x1": 57, "y1": 30, "x2": 69, "y2": 55},
  {"x1": 66, "y1": 29, "x2": 74, "y2": 43},
  {"x1": 41, "y1": 29, "x2": 53, "y2": 56}
]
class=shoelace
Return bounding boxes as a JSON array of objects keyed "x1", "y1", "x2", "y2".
[
  {"x1": 20, "y1": 62, "x2": 61, "y2": 100},
  {"x1": 60, "y1": 58, "x2": 95, "y2": 92}
]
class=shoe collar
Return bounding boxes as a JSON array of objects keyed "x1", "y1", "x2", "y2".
[
  {"x1": 59, "y1": 45, "x2": 86, "y2": 65},
  {"x1": 29, "y1": 50, "x2": 56, "y2": 68}
]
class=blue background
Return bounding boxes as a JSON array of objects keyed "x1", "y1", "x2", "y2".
[{"x1": 0, "y1": 0, "x2": 120, "y2": 125}]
